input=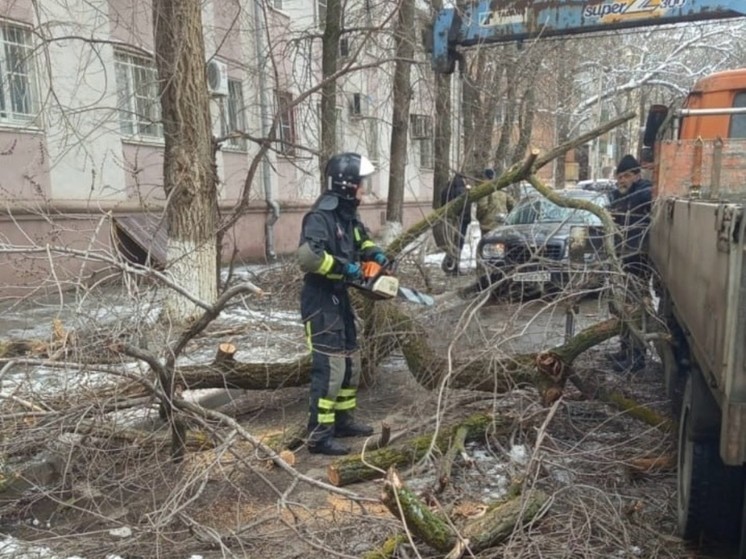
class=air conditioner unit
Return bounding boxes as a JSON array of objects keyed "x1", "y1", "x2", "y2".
[
  {"x1": 348, "y1": 93, "x2": 368, "y2": 119},
  {"x1": 207, "y1": 59, "x2": 229, "y2": 97}
]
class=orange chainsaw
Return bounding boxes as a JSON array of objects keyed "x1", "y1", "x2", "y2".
[{"x1": 347, "y1": 260, "x2": 435, "y2": 306}]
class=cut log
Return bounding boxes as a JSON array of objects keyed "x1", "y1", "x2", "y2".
[
  {"x1": 327, "y1": 412, "x2": 513, "y2": 487},
  {"x1": 381, "y1": 467, "x2": 547, "y2": 554},
  {"x1": 214, "y1": 343, "x2": 236, "y2": 365}
]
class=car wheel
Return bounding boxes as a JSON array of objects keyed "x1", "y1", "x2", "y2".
[
  {"x1": 441, "y1": 254, "x2": 458, "y2": 275},
  {"x1": 677, "y1": 373, "x2": 744, "y2": 544}
]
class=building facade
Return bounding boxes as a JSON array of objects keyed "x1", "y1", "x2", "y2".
[{"x1": 0, "y1": 0, "x2": 438, "y2": 295}]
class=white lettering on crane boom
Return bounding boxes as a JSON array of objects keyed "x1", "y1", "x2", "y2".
[
  {"x1": 479, "y1": 8, "x2": 529, "y2": 27},
  {"x1": 583, "y1": 0, "x2": 687, "y2": 19}
]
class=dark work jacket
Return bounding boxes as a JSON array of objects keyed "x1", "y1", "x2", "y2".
[
  {"x1": 609, "y1": 178, "x2": 652, "y2": 255},
  {"x1": 297, "y1": 193, "x2": 376, "y2": 320},
  {"x1": 441, "y1": 174, "x2": 471, "y2": 224}
]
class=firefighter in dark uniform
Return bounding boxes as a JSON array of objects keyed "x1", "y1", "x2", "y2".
[{"x1": 296, "y1": 152, "x2": 388, "y2": 455}]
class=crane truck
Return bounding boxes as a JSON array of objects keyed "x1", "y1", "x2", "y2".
[{"x1": 430, "y1": 1, "x2": 746, "y2": 555}]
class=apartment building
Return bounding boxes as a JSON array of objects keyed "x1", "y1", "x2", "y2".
[{"x1": 0, "y1": 0, "x2": 437, "y2": 294}]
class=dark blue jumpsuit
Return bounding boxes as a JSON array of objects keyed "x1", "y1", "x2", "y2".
[{"x1": 297, "y1": 193, "x2": 380, "y2": 440}]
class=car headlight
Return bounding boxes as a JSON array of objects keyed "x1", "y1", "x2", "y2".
[
  {"x1": 481, "y1": 242, "x2": 506, "y2": 259},
  {"x1": 568, "y1": 226, "x2": 589, "y2": 262}
]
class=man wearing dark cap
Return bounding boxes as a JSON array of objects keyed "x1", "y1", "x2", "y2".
[{"x1": 608, "y1": 154, "x2": 653, "y2": 372}]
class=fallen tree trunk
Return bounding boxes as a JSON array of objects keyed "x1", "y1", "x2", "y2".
[
  {"x1": 381, "y1": 467, "x2": 547, "y2": 554},
  {"x1": 327, "y1": 412, "x2": 512, "y2": 487},
  {"x1": 134, "y1": 312, "x2": 622, "y2": 400}
]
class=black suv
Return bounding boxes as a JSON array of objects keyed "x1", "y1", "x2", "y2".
[{"x1": 476, "y1": 189, "x2": 610, "y2": 296}]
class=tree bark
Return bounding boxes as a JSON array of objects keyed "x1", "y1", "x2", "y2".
[
  {"x1": 385, "y1": 0, "x2": 414, "y2": 224},
  {"x1": 326, "y1": 412, "x2": 513, "y2": 487},
  {"x1": 154, "y1": 0, "x2": 219, "y2": 323},
  {"x1": 319, "y1": 0, "x2": 342, "y2": 186},
  {"x1": 381, "y1": 467, "x2": 547, "y2": 554}
]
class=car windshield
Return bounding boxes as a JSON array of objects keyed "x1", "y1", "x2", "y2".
[{"x1": 505, "y1": 194, "x2": 605, "y2": 226}]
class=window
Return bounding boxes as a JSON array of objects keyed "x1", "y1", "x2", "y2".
[
  {"x1": 0, "y1": 23, "x2": 38, "y2": 124},
  {"x1": 339, "y1": 37, "x2": 350, "y2": 58},
  {"x1": 317, "y1": 0, "x2": 327, "y2": 27},
  {"x1": 410, "y1": 114, "x2": 432, "y2": 139},
  {"x1": 276, "y1": 90, "x2": 295, "y2": 156},
  {"x1": 419, "y1": 138, "x2": 433, "y2": 169},
  {"x1": 272, "y1": 0, "x2": 283, "y2": 9},
  {"x1": 114, "y1": 50, "x2": 162, "y2": 139},
  {"x1": 410, "y1": 114, "x2": 433, "y2": 168},
  {"x1": 729, "y1": 92, "x2": 746, "y2": 139},
  {"x1": 222, "y1": 79, "x2": 246, "y2": 150},
  {"x1": 349, "y1": 93, "x2": 368, "y2": 118}
]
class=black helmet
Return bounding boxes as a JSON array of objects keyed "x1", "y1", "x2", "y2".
[{"x1": 325, "y1": 152, "x2": 376, "y2": 200}]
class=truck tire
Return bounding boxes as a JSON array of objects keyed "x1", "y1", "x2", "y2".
[{"x1": 677, "y1": 373, "x2": 744, "y2": 544}]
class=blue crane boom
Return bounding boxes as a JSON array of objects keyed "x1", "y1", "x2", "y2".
[{"x1": 431, "y1": 1, "x2": 746, "y2": 73}]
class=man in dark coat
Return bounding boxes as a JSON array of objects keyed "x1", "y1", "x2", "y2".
[
  {"x1": 440, "y1": 173, "x2": 472, "y2": 275},
  {"x1": 608, "y1": 154, "x2": 653, "y2": 372},
  {"x1": 296, "y1": 152, "x2": 388, "y2": 455}
]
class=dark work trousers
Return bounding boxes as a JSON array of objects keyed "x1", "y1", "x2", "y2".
[{"x1": 301, "y1": 283, "x2": 360, "y2": 440}]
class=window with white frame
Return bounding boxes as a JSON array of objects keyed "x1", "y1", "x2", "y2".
[
  {"x1": 0, "y1": 23, "x2": 38, "y2": 125},
  {"x1": 114, "y1": 50, "x2": 162, "y2": 139},
  {"x1": 419, "y1": 137, "x2": 433, "y2": 169},
  {"x1": 410, "y1": 114, "x2": 433, "y2": 168},
  {"x1": 276, "y1": 90, "x2": 295, "y2": 156},
  {"x1": 317, "y1": 0, "x2": 327, "y2": 27},
  {"x1": 222, "y1": 79, "x2": 247, "y2": 150}
]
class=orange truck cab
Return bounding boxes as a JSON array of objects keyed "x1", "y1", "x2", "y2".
[
  {"x1": 680, "y1": 68, "x2": 746, "y2": 140},
  {"x1": 648, "y1": 68, "x2": 746, "y2": 199}
]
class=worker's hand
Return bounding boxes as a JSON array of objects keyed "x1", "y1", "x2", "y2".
[
  {"x1": 343, "y1": 262, "x2": 363, "y2": 281},
  {"x1": 372, "y1": 250, "x2": 390, "y2": 268}
]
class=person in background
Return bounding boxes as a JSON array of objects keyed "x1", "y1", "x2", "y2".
[
  {"x1": 296, "y1": 152, "x2": 388, "y2": 455},
  {"x1": 607, "y1": 154, "x2": 653, "y2": 373},
  {"x1": 440, "y1": 172, "x2": 472, "y2": 275},
  {"x1": 476, "y1": 167, "x2": 515, "y2": 236}
]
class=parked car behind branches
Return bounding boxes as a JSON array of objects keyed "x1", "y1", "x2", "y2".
[{"x1": 476, "y1": 189, "x2": 611, "y2": 298}]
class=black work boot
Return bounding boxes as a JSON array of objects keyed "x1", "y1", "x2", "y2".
[
  {"x1": 308, "y1": 426, "x2": 350, "y2": 456},
  {"x1": 335, "y1": 412, "x2": 374, "y2": 438}
]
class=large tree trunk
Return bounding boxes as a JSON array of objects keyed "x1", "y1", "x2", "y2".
[
  {"x1": 153, "y1": 0, "x2": 218, "y2": 458},
  {"x1": 154, "y1": 0, "x2": 218, "y2": 322},
  {"x1": 319, "y1": 0, "x2": 342, "y2": 188},
  {"x1": 385, "y1": 0, "x2": 414, "y2": 225}
]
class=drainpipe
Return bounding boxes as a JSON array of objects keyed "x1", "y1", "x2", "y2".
[{"x1": 254, "y1": 0, "x2": 279, "y2": 261}]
